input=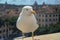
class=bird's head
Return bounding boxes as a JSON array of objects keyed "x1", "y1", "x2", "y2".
[{"x1": 21, "y1": 6, "x2": 36, "y2": 16}]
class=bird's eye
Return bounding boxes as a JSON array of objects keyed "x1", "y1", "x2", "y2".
[{"x1": 26, "y1": 9, "x2": 28, "y2": 11}]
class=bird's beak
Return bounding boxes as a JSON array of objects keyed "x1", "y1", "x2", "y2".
[{"x1": 31, "y1": 10, "x2": 36, "y2": 14}]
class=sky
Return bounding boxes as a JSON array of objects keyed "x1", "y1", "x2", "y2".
[{"x1": 0, "y1": 0, "x2": 60, "y2": 5}]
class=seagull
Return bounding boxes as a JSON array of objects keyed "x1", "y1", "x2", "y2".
[{"x1": 16, "y1": 6, "x2": 39, "y2": 40}]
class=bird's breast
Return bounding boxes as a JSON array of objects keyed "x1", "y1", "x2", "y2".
[
  {"x1": 17, "y1": 15, "x2": 38, "y2": 28},
  {"x1": 17, "y1": 15, "x2": 38, "y2": 33}
]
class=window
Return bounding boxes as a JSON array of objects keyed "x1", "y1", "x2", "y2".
[
  {"x1": 53, "y1": 15, "x2": 55, "y2": 17},
  {"x1": 49, "y1": 15, "x2": 51, "y2": 17},
  {"x1": 3, "y1": 30, "x2": 5, "y2": 32},
  {"x1": 0, "y1": 31, "x2": 1, "y2": 33},
  {"x1": 56, "y1": 19, "x2": 57, "y2": 21},
  {"x1": 42, "y1": 19, "x2": 44, "y2": 22},
  {"x1": 9, "y1": 28, "x2": 11, "y2": 30},
  {"x1": 49, "y1": 19, "x2": 52, "y2": 21},
  {"x1": 56, "y1": 14, "x2": 57, "y2": 16},
  {"x1": 45, "y1": 19, "x2": 48, "y2": 22},
  {"x1": 45, "y1": 15, "x2": 48, "y2": 17},
  {"x1": 53, "y1": 19, "x2": 55, "y2": 21}
]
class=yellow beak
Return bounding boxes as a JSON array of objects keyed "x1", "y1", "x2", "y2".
[{"x1": 31, "y1": 10, "x2": 36, "y2": 14}]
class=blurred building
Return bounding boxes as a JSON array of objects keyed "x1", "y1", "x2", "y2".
[
  {"x1": 33, "y1": 1, "x2": 59, "y2": 27},
  {"x1": 0, "y1": 2, "x2": 60, "y2": 26},
  {"x1": 0, "y1": 23, "x2": 14, "y2": 40}
]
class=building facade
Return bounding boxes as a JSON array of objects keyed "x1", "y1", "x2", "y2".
[{"x1": 33, "y1": 1, "x2": 59, "y2": 27}]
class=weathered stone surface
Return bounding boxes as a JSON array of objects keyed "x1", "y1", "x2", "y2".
[{"x1": 14, "y1": 33, "x2": 60, "y2": 40}]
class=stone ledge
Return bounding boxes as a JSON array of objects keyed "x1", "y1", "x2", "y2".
[{"x1": 14, "y1": 33, "x2": 60, "y2": 40}]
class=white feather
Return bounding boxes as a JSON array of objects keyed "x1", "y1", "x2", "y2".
[{"x1": 16, "y1": 6, "x2": 39, "y2": 33}]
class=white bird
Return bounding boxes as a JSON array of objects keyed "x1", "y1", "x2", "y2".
[{"x1": 16, "y1": 6, "x2": 39, "y2": 40}]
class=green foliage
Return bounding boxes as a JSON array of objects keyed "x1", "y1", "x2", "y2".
[
  {"x1": 35, "y1": 22, "x2": 60, "y2": 35},
  {"x1": 0, "y1": 16, "x2": 18, "y2": 26},
  {"x1": 8, "y1": 16, "x2": 18, "y2": 25}
]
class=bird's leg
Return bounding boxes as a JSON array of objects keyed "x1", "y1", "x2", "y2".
[
  {"x1": 32, "y1": 32, "x2": 34, "y2": 40},
  {"x1": 32, "y1": 32, "x2": 40, "y2": 40},
  {"x1": 22, "y1": 32, "x2": 24, "y2": 40}
]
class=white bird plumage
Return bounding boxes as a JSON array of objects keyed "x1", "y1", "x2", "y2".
[{"x1": 16, "y1": 6, "x2": 39, "y2": 40}]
